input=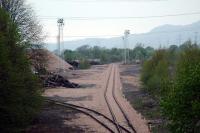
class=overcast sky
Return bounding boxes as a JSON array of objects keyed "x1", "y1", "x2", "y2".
[{"x1": 27, "y1": 0, "x2": 200, "y2": 43}]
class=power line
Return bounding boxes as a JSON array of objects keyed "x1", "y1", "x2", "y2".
[
  {"x1": 39, "y1": 11, "x2": 200, "y2": 20},
  {"x1": 51, "y1": 0, "x2": 166, "y2": 3},
  {"x1": 44, "y1": 29, "x2": 200, "y2": 38},
  {"x1": 45, "y1": 35, "x2": 121, "y2": 38}
]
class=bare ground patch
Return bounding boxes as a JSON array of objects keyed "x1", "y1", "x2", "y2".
[
  {"x1": 25, "y1": 102, "x2": 91, "y2": 133},
  {"x1": 120, "y1": 64, "x2": 169, "y2": 133}
]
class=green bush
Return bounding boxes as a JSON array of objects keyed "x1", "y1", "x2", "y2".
[
  {"x1": 141, "y1": 49, "x2": 170, "y2": 97},
  {"x1": 161, "y1": 47, "x2": 200, "y2": 133},
  {"x1": 0, "y1": 8, "x2": 42, "y2": 132},
  {"x1": 79, "y1": 60, "x2": 91, "y2": 69},
  {"x1": 141, "y1": 43, "x2": 200, "y2": 132}
]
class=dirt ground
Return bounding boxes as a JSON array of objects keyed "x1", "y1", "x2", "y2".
[
  {"x1": 26, "y1": 102, "x2": 86, "y2": 133},
  {"x1": 28, "y1": 65, "x2": 110, "y2": 133},
  {"x1": 119, "y1": 64, "x2": 169, "y2": 133},
  {"x1": 44, "y1": 65, "x2": 111, "y2": 116},
  {"x1": 27, "y1": 64, "x2": 151, "y2": 133}
]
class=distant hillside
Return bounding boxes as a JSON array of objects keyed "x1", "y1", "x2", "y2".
[{"x1": 46, "y1": 21, "x2": 200, "y2": 51}]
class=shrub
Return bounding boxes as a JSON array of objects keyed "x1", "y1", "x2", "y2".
[
  {"x1": 161, "y1": 47, "x2": 200, "y2": 133},
  {"x1": 79, "y1": 60, "x2": 91, "y2": 69},
  {"x1": 141, "y1": 49, "x2": 170, "y2": 98},
  {"x1": 0, "y1": 8, "x2": 42, "y2": 132}
]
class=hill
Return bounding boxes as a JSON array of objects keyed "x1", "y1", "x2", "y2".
[{"x1": 46, "y1": 21, "x2": 200, "y2": 51}]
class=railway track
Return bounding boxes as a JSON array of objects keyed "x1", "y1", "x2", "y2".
[
  {"x1": 104, "y1": 65, "x2": 122, "y2": 132},
  {"x1": 45, "y1": 64, "x2": 136, "y2": 133},
  {"x1": 112, "y1": 65, "x2": 136, "y2": 133},
  {"x1": 104, "y1": 64, "x2": 136, "y2": 133},
  {"x1": 45, "y1": 98, "x2": 130, "y2": 133}
]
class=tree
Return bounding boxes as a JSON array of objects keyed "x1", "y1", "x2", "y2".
[
  {"x1": 169, "y1": 45, "x2": 178, "y2": 52},
  {"x1": 161, "y1": 46, "x2": 200, "y2": 133},
  {"x1": 63, "y1": 49, "x2": 82, "y2": 61},
  {"x1": 1, "y1": 0, "x2": 43, "y2": 47},
  {"x1": 0, "y1": 8, "x2": 42, "y2": 132},
  {"x1": 1, "y1": 0, "x2": 47, "y2": 74},
  {"x1": 145, "y1": 46, "x2": 155, "y2": 58},
  {"x1": 141, "y1": 49, "x2": 170, "y2": 97},
  {"x1": 179, "y1": 40, "x2": 194, "y2": 51},
  {"x1": 76, "y1": 45, "x2": 91, "y2": 58},
  {"x1": 131, "y1": 44, "x2": 147, "y2": 61},
  {"x1": 92, "y1": 46, "x2": 101, "y2": 59}
]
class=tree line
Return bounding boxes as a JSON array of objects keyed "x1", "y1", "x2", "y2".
[
  {"x1": 141, "y1": 40, "x2": 200, "y2": 133},
  {"x1": 63, "y1": 44, "x2": 155, "y2": 64}
]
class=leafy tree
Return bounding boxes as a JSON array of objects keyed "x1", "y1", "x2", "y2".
[
  {"x1": 109, "y1": 48, "x2": 123, "y2": 62},
  {"x1": 1, "y1": 0, "x2": 47, "y2": 75},
  {"x1": 161, "y1": 46, "x2": 200, "y2": 133},
  {"x1": 130, "y1": 44, "x2": 148, "y2": 61},
  {"x1": 141, "y1": 41, "x2": 200, "y2": 132},
  {"x1": 1, "y1": 0, "x2": 43, "y2": 47},
  {"x1": 92, "y1": 46, "x2": 102, "y2": 59},
  {"x1": 169, "y1": 45, "x2": 178, "y2": 52},
  {"x1": 63, "y1": 49, "x2": 82, "y2": 62},
  {"x1": 0, "y1": 8, "x2": 42, "y2": 132},
  {"x1": 179, "y1": 40, "x2": 194, "y2": 51},
  {"x1": 141, "y1": 49, "x2": 170, "y2": 97},
  {"x1": 145, "y1": 46, "x2": 155, "y2": 58},
  {"x1": 76, "y1": 45, "x2": 91, "y2": 58}
]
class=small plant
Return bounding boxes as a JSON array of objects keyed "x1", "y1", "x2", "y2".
[{"x1": 79, "y1": 60, "x2": 91, "y2": 69}]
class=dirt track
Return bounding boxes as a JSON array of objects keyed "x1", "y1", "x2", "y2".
[{"x1": 43, "y1": 64, "x2": 150, "y2": 133}]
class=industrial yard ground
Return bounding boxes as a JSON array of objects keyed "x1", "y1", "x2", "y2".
[{"x1": 26, "y1": 64, "x2": 161, "y2": 133}]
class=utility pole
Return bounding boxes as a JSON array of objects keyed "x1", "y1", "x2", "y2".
[
  {"x1": 124, "y1": 30, "x2": 130, "y2": 64},
  {"x1": 122, "y1": 37, "x2": 126, "y2": 64},
  {"x1": 57, "y1": 18, "x2": 64, "y2": 71}
]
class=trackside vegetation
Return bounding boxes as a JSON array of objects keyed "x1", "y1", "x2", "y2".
[
  {"x1": 141, "y1": 41, "x2": 200, "y2": 133},
  {"x1": 63, "y1": 44, "x2": 155, "y2": 64},
  {"x1": 0, "y1": 8, "x2": 42, "y2": 132}
]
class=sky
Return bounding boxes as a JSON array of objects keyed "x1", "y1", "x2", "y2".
[{"x1": 27, "y1": 0, "x2": 200, "y2": 43}]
